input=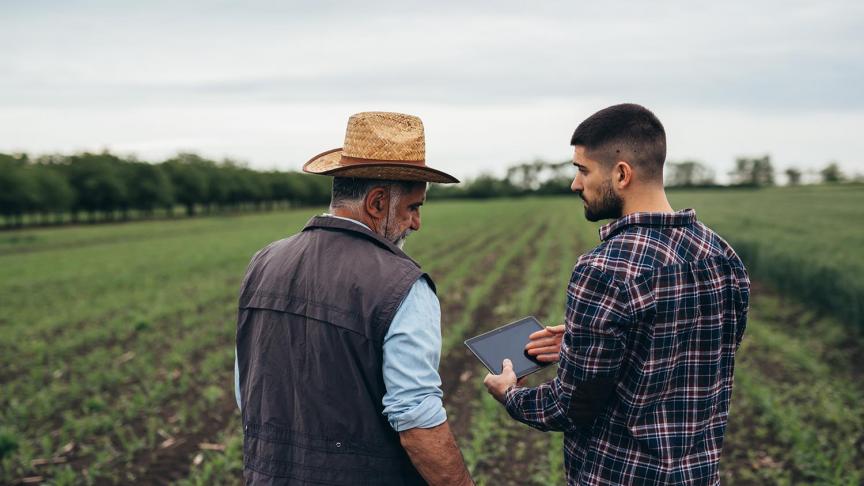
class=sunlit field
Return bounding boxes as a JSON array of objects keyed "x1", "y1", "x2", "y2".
[{"x1": 1, "y1": 186, "x2": 862, "y2": 485}]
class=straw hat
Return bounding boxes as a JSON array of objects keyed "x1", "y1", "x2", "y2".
[{"x1": 303, "y1": 112, "x2": 459, "y2": 183}]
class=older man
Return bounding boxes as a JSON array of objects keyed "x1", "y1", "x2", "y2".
[
  {"x1": 235, "y1": 112, "x2": 473, "y2": 485},
  {"x1": 485, "y1": 104, "x2": 750, "y2": 485}
]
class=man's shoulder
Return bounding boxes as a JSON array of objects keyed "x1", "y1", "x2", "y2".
[
  {"x1": 575, "y1": 229, "x2": 657, "y2": 283},
  {"x1": 252, "y1": 228, "x2": 424, "y2": 290},
  {"x1": 249, "y1": 233, "x2": 300, "y2": 262},
  {"x1": 694, "y1": 221, "x2": 745, "y2": 262},
  {"x1": 409, "y1": 275, "x2": 439, "y2": 301},
  {"x1": 578, "y1": 221, "x2": 741, "y2": 282}
]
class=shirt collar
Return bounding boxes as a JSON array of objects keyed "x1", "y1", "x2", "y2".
[
  {"x1": 322, "y1": 213, "x2": 372, "y2": 232},
  {"x1": 305, "y1": 215, "x2": 421, "y2": 268},
  {"x1": 599, "y1": 208, "x2": 697, "y2": 241}
]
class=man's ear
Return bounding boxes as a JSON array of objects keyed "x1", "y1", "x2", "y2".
[
  {"x1": 614, "y1": 161, "x2": 633, "y2": 189},
  {"x1": 363, "y1": 186, "x2": 389, "y2": 219}
]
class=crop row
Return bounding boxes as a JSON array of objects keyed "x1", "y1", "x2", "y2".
[
  {"x1": 173, "y1": 200, "x2": 563, "y2": 484},
  {"x1": 1, "y1": 211, "x2": 321, "y2": 483},
  {"x1": 457, "y1": 203, "x2": 586, "y2": 485},
  {"x1": 670, "y1": 185, "x2": 864, "y2": 330},
  {"x1": 721, "y1": 293, "x2": 864, "y2": 484},
  {"x1": 1, "y1": 199, "x2": 552, "y2": 483},
  {"x1": 4, "y1": 191, "x2": 862, "y2": 484}
]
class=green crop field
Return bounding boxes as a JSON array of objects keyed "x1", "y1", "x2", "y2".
[{"x1": 1, "y1": 185, "x2": 862, "y2": 485}]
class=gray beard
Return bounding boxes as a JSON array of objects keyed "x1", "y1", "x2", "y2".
[{"x1": 393, "y1": 229, "x2": 413, "y2": 249}]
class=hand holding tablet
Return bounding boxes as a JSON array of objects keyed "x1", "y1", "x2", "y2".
[{"x1": 464, "y1": 316, "x2": 554, "y2": 378}]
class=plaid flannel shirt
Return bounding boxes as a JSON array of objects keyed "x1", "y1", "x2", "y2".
[{"x1": 505, "y1": 209, "x2": 750, "y2": 485}]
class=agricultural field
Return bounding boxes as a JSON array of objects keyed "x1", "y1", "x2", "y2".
[{"x1": 1, "y1": 186, "x2": 863, "y2": 485}]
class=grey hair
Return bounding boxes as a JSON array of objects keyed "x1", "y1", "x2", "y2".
[{"x1": 329, "y1": 177, "x2": 425, "y2": 209}]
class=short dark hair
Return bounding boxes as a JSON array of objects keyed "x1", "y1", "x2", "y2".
[
  {"x1": 331, "y1": 177, "x2": 424, "y2": 208},
  {"x1": 570, "y1": 103, "x2": 666, "y2": 182}
]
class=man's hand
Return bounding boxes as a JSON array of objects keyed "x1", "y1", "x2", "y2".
[
  {"x1": 483, "y1": 359, "x2": 518, "y2": 403},
  {"x1": 525, "y1": 324, "x2": 565, "y2": 362}
]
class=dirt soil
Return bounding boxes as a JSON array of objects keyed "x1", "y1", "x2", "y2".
[
  {"x1": 467, "y1": 229, "x2": 570, "y2": 484},
  {"x1": 438, "y1": 222, "x2": 560, "y2": 484}
]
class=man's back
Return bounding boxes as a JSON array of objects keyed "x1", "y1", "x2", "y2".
[
  {"x1": 236, "y1": 216, "x2": 428, "y2": 485},
  {"x1": 486, "y1": 103, "x2": 749, "y2": 485},
  {"x1": 572, "y1": 209, "x2": 749, "y2": 482},
  {"x1": 505, "y1": 209, "x2": 750, "y2": 485}
]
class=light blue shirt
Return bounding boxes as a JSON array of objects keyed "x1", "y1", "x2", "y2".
[{"x1": 235, "y1": 215, "x2": 447, "y2": 431}]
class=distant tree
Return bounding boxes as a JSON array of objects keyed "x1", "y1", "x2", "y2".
[
  {"x1": 61, "y1": 152, "x2": 130, "y2": 221},
  {"x1": 270, "y1": 172, "x2": 308, "y2": 206},
  {"x1": 785, "y1": 167, "x2": 802, "y2": 186},
  {"x1": 162, "y1": 153, "x2": 212, "y2": 216},
  {"x1": 430, "y1": 160, "x2": 576, "y2": 199},
  {"x1": 820, "y1": 162, "x2": 845, "y2": 183},
  {"x1": 223, "y1": 165, "x2": 263, "y2": 209},
  {"x1": 127, "y1": 162, "x2": 175, "y2": 216},
  {"x1": 30, "y1": 164, "x2": 75, "y2": 223},
  {"x1": 464, "y1": 174, "x2": 519, "y2": 198},
  {"x1": 535, "y1": 176, "x2": 573, "y2": 195},
  {"x1": 534, "y1": 161, "x2": 573, "y2": 195},
  {"x1": 506, "y1": 160, "x2": 545, "y2": 192},
  {"x1": 0, "y1": 150, "x2": 342, "y2": 227},
  {"x1": 0, "y1": 154, "x2": 38, "y2": 226},
  {"x1": 304, "y1": 174, "x2": 334, "y2": 205},
  {"x1": 729, "y1": 155, "x2": 774, "y2": 187},
  {"x1": 505, "y1": 159, "x2": 575, "y2": 194},
  {"x1": 427, "y1": 183, "x2": 467, "y2": 199},
  {"x1": 250, "y1": 171, "x2": 274, "y2": 209},
  {"x1": 665, "y1": 160, "x2": 716, "y2": 187},
  {"x1": 202, "y1": 163, "x2": 232, "y2": 212}
]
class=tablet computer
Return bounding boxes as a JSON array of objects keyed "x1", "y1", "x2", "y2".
[{"x1": 464, "y1": 316, "x2": 552, "y2": 378}]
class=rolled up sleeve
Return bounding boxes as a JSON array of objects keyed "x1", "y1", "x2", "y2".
[
  {"x1": 382, "y1": 278, "x2": 447, "y2": 431},
  {"x1": 234, "y1": 351, "x2": 242, "y2": 410}
]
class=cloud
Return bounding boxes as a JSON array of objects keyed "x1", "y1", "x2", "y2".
[
  {"x1": 2, "y1": 1, "x2": 862, "y2": 110},
  {"x1": 1, "y1": 0, "x2": 863, "y2": 176}
]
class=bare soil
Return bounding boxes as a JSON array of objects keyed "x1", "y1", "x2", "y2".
[{"x1": 438, "y1": 222, "x2": 556, "y2": 483}]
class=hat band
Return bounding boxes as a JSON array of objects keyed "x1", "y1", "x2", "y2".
[{"x1": 340, "y1": 155, "x2": 426, "y2": 167}]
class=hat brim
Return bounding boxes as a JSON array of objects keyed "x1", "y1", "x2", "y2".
[{"x1": 303, "y1": 148, "x2": 459, "y2": 184}]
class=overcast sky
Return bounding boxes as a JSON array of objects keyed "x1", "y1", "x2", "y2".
[{"x1": 2, "y1": 0, "x2": 862, "y2": 182}]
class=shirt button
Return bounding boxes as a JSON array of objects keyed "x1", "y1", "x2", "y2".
[{"x1": 335, "y1": 442, "x2": 342, "y2": 448}]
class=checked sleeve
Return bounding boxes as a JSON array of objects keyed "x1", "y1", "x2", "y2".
[{"x1": 505, "y1": 264, "x2": 631, "y2": 432}]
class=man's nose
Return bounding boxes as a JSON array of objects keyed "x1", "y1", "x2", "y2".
[
  {"x1": 571, "y1": 176, "x2": 582, "y2": 193},
  {"x1": 411, "y1": 215, "x2": 421, "y2": 232}
]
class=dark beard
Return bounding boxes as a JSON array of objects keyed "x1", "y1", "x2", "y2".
[{"x1": 581, "y1": 179, "x2": 623, "y2": 222}]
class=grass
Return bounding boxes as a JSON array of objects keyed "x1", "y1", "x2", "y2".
[
  {"x1": 668, "y1": 185, "x2": 864, "y2": 330},
  {"x1": 721, "y1": 293, "x2": 864, "y2": 485},
  {"x1": 1, "y1": 188, "x2": 862, "y2": 484}
]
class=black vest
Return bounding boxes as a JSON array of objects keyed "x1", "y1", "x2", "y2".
[{"x1": 236, "y1": 216, "x2": 433, "y2": 485}]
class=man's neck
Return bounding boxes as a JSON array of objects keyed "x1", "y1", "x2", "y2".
[
  {"x1": 330, "y1": 207, "x2": 381, "y2": 234},
  {"x1": 620, "y1": 188, "x2": 674, "y2": 217}
]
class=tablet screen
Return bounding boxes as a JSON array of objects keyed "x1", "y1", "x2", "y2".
[{"x1": 464, "y1": 316, "x2": 551, "y2": 378}]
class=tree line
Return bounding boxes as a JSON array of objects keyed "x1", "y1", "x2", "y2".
[
  {"x1": 664, "y1": 155, "x2": 855, "y2": 188},
  {"x1": 0, "y1": 152, "x2": 331, "y2": 227},
  {"x1": 430, "y1": 155, "x2": 857, "y2": 199},
  {"x1": 1, "y1": 151, "x2": 857, "y2": 228}
]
